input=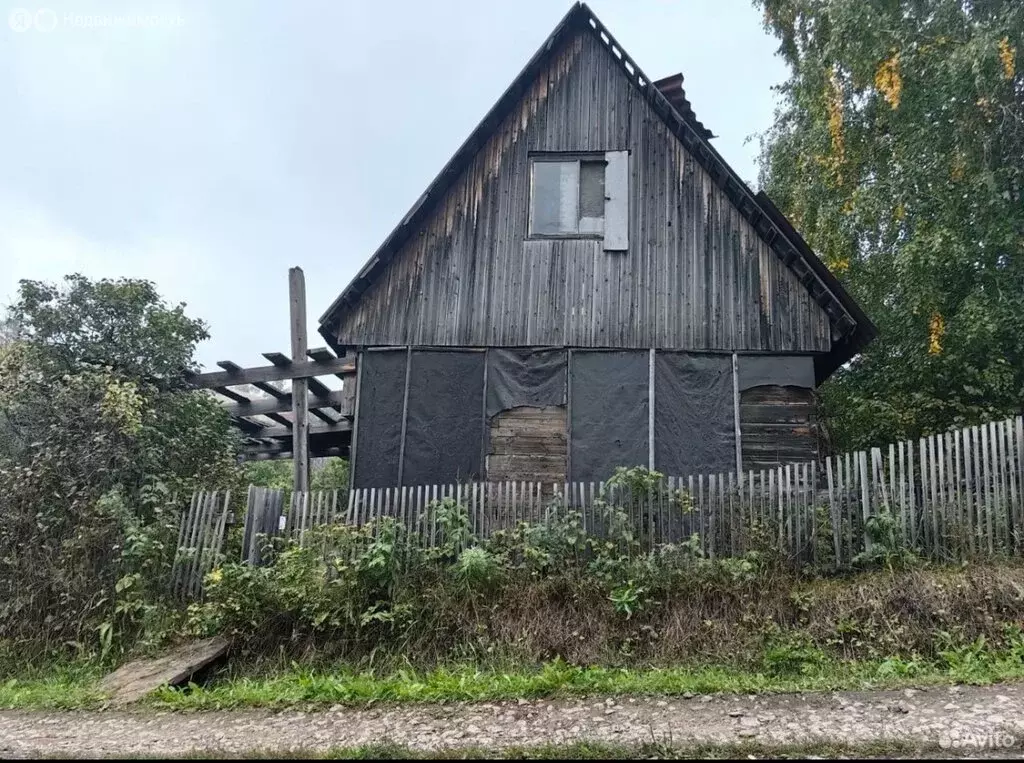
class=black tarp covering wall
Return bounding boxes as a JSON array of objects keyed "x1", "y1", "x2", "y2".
[
  {"x1": 569, "y1": 350, "x2": 649, "y2": 482},
  {"x1": 486, "y1": 348, "x2": 566, "y2": 417},
  {"x1": 354, "y1": 348, "x2": 817, "y2": 488},
  {"x1": 401, "y1": 350, "x2": 485, "y2": 486},
  {"x1": 654, "y1": 353, "x2": 735, "y2": 477},
  {"x1": 352, "y1": 349, "x2": 407, "y2": 488},
  {"x1": 737, "y1": 355, "x2": 815, "y2": 391}
]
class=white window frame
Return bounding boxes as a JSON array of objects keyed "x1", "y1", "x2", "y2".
[
  {"x1": 527, "y1": 151, "x2": 629, "y2": 252},
  {"x1": 528, "y1": 153, "x2": 605, "y2": 239}
]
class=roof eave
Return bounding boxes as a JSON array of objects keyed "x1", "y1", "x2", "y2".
[{"x1": 754, "y1": 191, "x2": 878, "y2": 382}]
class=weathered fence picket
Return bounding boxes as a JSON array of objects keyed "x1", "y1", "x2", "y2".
[
  {"x1": 170, "y1": 490, "x2": 231, "y2": 600},
  {"x1": 241, "y1": 486, "x2": 284, "y2": 565}
]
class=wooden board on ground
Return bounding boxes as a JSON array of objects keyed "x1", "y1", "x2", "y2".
[{"x1": 98, "y1": 636, "x2": 229, "y2": 705}]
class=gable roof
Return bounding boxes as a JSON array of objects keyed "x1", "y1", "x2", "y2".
[{"x1": 319, "y1": 2, "x2": 876, "y2": 381}]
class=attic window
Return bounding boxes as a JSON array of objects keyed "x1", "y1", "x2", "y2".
[
  {"x1": 528, "y1": 151, "x2": 629, "y2": 251},
  {"x1": 529, "y1": 156, "x2": 604, "y2": 236}
]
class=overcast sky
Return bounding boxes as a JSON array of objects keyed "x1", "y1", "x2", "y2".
[{"x1": 1, "y1": 0, "x2": 789, "y2": 370}]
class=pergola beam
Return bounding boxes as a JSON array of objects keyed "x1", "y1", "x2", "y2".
[
  {"x1": 218, "y1": 360, "x2": 287, "y2": 398},
  {"x1": 192, "y1": 270, "x2": 358, "y2": 465},
  {"x1": 288, "y1": 268, "x2": 311, "y2": 492},
  {"x1": 187, "y1": 357, "x2": 350, "y2": 389},
  {"x1": 247, "y1": 420, "x2": 351, "y2": 439},
  {"x1": 221, "y1": 389, "x2": 347, "y2": 418},
  {"x1": 262, "y1": 351, "x2": 335, "y2": 397},
  {"x1": 215, "y1": 361, "x2": 292, "y2": 426},
  {"x1": 242, "y1": 444, "x2": 349, "y2": 461},
  {"x1": 262, "y1": 349, "x2": 339, "y2": 424},
  {"x1": 232, "y1": 416, "x2": 266, "y2": 435}
]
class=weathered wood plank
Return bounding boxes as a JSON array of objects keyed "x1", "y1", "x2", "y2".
[
  {"x1": 99, "y1": 636, "x2": 230, "y2": 706},
  {"x1": 189, "y1": 358, "x2": 351, "y2": 389},
  {"x1": 221, "y1": 389, "x2": 347, "y2": 418}
]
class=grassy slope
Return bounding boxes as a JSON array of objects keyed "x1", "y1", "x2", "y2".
[{"x1": 5, "y1": 562, "x2": 1024, "y2": 712}]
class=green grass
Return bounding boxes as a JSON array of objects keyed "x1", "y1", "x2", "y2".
[
  {"x1": 146, "y1": 655, "x2": 1024, "y2": 710},
  {"x1": 0, "y1": 676, "x2": 106, "y2": 710},
  {"x1": 4, "y1": 651, "x2": 1022, "y2": 712},
  {"x1": 0, "y1": 661, "x2": 107, "y2": 710}
]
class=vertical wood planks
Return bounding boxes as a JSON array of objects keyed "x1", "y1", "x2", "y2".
[
  {"x1": 171, "y1": 490, "x2": 231, "y2": 601},
  {"x1": 1015, "y1": 417, "x2": 1024, "y2": 552},
  {"x1": 826, "y1": 457, "x2": 840, "y2": 567},
  {"x1": 859, "y1": 451, "x2": 871, "y2": 555}
]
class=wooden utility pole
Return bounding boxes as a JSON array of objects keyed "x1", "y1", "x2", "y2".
[{"x1": 289, "y1": 267, "x2": 310, "y2": 493}]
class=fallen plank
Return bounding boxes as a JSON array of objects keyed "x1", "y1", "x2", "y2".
[{"x1": 98, "y1": 636, "x2": 230, "y2": 705}]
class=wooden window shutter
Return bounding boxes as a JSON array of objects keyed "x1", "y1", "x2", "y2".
[{"x1": 603, "y1": 150, "x2": 629, "y2": 251}]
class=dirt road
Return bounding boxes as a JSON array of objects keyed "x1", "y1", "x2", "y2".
[{"x1": 2, "y1": 683, "x2": 1023, "y2": 757}]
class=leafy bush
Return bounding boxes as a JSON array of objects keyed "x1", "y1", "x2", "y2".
[
  {"x1": 852, "y1": 511, "x2": 920, "y2": 571},
  {"x1": 762, "y1": 634, "x2": 827, "y2": 676},
  {"x1": 454, "y1": 548, "x2": 503, "y2": 592},
  {"x1": 0, "y1": 275, "x2": 241, "y2": 659}
]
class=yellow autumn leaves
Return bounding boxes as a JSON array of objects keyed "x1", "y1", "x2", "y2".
[
  {"x1": 827, "y1": 256, "x2": 850, "y2": 275},
  {"x1": 823, "y1": 68, "x2": 845, "y2": 184},
  {"x1": 875, "y1": 53, "x2": 903, "y2": 110},
  {"x1": 101, "y1": 379, "x2": 145, "y2": 436},
  {"x1": 929, "y1": 312, "x2": 945, "y2": 356},
  {"x1": 999, "y1": 36, "x2": 1015, "y2": 80},
  {"x1": 869, "y1": 36, "x2": 1013, "y2": 116}
]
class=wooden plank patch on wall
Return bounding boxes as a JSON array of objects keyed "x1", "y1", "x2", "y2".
[
  {"x1": 487, "y1": 406, "x2": 567, "y2": 483},
  {"x1": 740, "y1": 385, "x2": 818, "y2": 471}
]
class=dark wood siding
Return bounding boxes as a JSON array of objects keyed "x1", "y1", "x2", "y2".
[
  {"x1": 487, "y1": 406, "x2": 567, "y2": 483},
  {"x1": 740, "y1": 386, "x2": 818, "y2": 470},
  {"x1": 333, "y1": 30, "x2": 831, "y2": 354}
]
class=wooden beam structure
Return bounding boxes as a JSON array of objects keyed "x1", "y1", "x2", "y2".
[
  {"x1": 246, "y1": 420, "x2": 352, "y2": 439},
  {"x1": 220, "y1": 389, "x2": 347, "y2": 418},
  {"x1": 216, "y1": 361, "x2": 292, "y2": 427},
  {"x1": 187, "y1": 270, "x2": 356, "y2": 462},
  {"x1": 290, "y1": 267, "x2": 311, "y2": 492},
  {"x1": 243, "y1": 444, "x2": 349, "y2": 461},
  {"x1": 187, "y1": 357, "x2": 350, "y2": 389},
  {"x1": 262, "y1": 351, "x2": 339, "y2": 424}
]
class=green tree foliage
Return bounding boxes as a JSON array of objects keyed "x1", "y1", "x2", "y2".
[
  {"x1": 243, "y1": 460, "x2": 294, "y2": 490},
  {"x1": 12, "y1": 274, "x2": 208, "y2": 380},
  {"x1": 1, "y1": 275, "x2": 239, "y2": 492},
  {"x1": 756, "y1": 0, "x2": 1023, "y2": 449},
  {"x1": 0, "y1": 275, "x2": 241, "y2": 656},
  {"x1": 243, "y1": 457, "x2": 350, "y2": 492},
  {"x1": 312, "y1": 457, "x2": 350, "y2": 492}
]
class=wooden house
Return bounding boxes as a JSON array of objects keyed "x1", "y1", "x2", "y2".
[{"x1": 318, "y1": 3, "x2": 876, "y2": 490}]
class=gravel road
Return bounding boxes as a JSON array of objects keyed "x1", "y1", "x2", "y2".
[{"x1": 2, "y1": 683, "x2": 1023, "y2": 757}]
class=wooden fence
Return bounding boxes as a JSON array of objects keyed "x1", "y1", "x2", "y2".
[
  {"x1": 170, "y1": 490, "x2": 231, "y2": 599},
  {"x1": 339, "y1": 415, "x2": 1024, "y2": 566},
  {"x1": 343, "y1": 470, "x2": 818, "y2": 563},
  {"x1": 240, "y1": 487, "x2": 345, "y2": 564},
  {"x1": 173, "y1": 414, "x2": 1024, "y2": 589}
]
